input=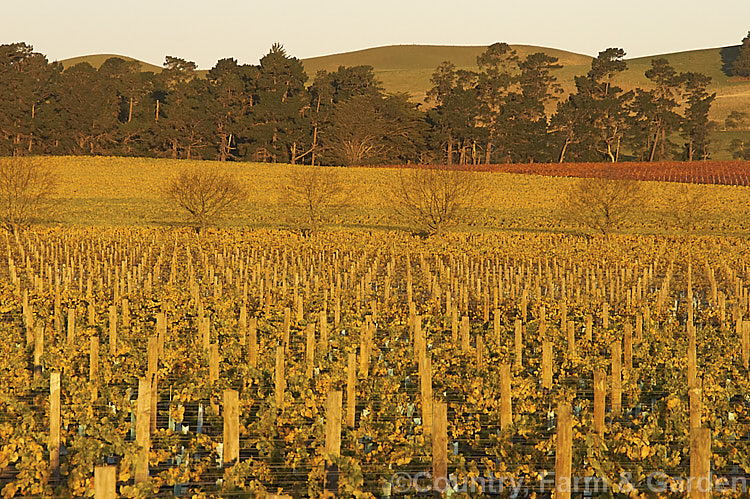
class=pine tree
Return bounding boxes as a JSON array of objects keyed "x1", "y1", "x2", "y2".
[
  {"x1": 680, "y1": 72, "x2": 715, "y2": 161},
  {"x1": 246, "y1": 44, "x2": 309, "y2": 163},
  {"x1": 732, "y1": 31, "x2": 750, "y2": 77},
  {"x1": 551, "y1": 48, "x2": 632, "y2": 162},
  {"x1": 0, "y1": 43, "x2": 56, "y2": 155},
  {"x1": 627, "y1": 59, "x2": 682, "y2": 161}
]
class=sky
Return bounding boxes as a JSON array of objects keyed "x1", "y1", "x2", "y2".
[{"x1": 2, "y1": 0, "x2": 749, "y2": 68}]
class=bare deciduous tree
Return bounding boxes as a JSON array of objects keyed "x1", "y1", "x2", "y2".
[
  {"x1": 165, "y1": 167, "x2": 247, "y2": 232},
  {"x1": 283, "y1": 166, "x2": 350, "y2": 233},
  {"x1": 0, "y1": 157, "x2": 57, "y2": 234},
  {"x1": 665, "y1": 183, "x2": 710, "y2": 233},
  {"x1": 390, "y1": 166, "x2": 485, "y2": 235},
  {"x1": 563, "y1": 174, "x2": 647, "y2": 236}
]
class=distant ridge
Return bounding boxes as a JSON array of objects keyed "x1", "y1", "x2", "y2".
[
  {"x1": 300, "y1": 44, "x2": 591, "y2": 100},
  {"x1": 301, "y1": 44, "x2": 593, "y2": 71},
  {"x1": 58, "y1": 54, "x2": 162, "y2": 73}
]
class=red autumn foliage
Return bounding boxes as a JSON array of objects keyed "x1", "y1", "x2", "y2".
[{"x1": 366, "y1": 161, "x2": 750, "y2": 186}]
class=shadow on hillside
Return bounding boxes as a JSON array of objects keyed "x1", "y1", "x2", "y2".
[{"x1": 721, "y1": 45, "x2": 740, "y2": 76}]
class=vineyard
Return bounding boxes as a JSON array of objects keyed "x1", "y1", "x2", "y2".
[
  {"x1": 375, "y1": 161, "x2": 750, "y2": 187},
  {"x1": 1, "y1": 228, "x2": 750, "y2": 497},
  {"x1": 28, "y1": 156, "x2": 750, "y2": 236}
]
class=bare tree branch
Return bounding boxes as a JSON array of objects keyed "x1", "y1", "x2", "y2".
[
  {"x1": 0, "y1": 157, "x2": 57, "y2": 233},
  {"x1": 562, "y1": 169, "x2": 647, "y2": 236},
  {"x1": 283, "y1": 166, "x2": 352, "y2": 234},
  {"x1": 165, "y1": 167, "x2": 247, "y2": 232},
  {"x1": 389, "y1": 166, "x2": 485, "y2": 235}
]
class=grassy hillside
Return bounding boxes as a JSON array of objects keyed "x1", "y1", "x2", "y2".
[
  {"x1": 302, "y1": 44, "x2": 750, "y2": 123},
  {"x1": 58, "y1": 54, "x2": 163, "y2": 73},
  {"x1": 302, "y1": 44, "x2": 593, "y2": 101},
  {"x1": 37, "y1": 156, "x2": 750, "y2": 235},
  {"x1": 622, "y1": 47, "x2": 750, "y2": 121}
]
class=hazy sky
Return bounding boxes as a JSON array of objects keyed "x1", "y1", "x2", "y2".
[{"x1": 3, "y1": 0, "x2": 749, "y2": 68}]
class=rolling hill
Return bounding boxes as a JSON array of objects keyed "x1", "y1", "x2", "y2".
[
  {"x1": 301, "y1": 44, "x2": 592, "y2": 102},
  {"x1": 59, "y1": 44, "x2": 750, "y2": 122},
  {"x1": 58, "y1": 53, "x2": 163, "y2": 73},
  {"x1": 301, "y1": 44, "x2": 750, "y2": 122}
]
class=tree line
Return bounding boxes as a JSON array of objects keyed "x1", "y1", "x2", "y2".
[{"x1": 1, "y1": 40, "x2": 747, "y2": 164}]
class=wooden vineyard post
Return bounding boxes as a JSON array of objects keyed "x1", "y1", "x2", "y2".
[
  {"x1": 108, "y1": 305, "x2": 117, "y2": 355},
  {"x1": 602, "y1": 302, "x2": 609, "y2": 329},
  {"x1": 282, "y1": 307, "x2": 290, "y2": 351},
  {"x1": 624, "y1": 323, "x2": 633, "y2": 371},
  {"x1": 22, "y1": 290, "x2": 30, "y2": 344},
  {"x1": 538, "y1": 305, "x2": 547, "y2": 338},
  {"x1": 156, "y1": 311, "x2": 166, "y2": 356},
  {"x1": 275, "y1": 346, "x2": 285, "y2": 410},
  {"x1": 493, "y1": 309, "x2": 501, "y2": 344},
  {"x1": 94, "y1": 465, "x2": 116, "y2": 499},
  {"x1": 420, "y1": 354, "x2": 433, "y2": 438},
  {"x1": 689, "y1": 427, "x2": 711, "y2": 498},
  {"x1": 248, "y1": 317, "x2": 258, "y2": 368},
  {"x1": 514, "y1": 319, "x2": 523, "y2": 370},
  {"x1": 322, "y1": 310, "x2": 332, "y2": 354},
  {"x1": 306, "y1": 323, "x2": 315, "y2": 377},
  {"x1": 223, "y1": 389, "x2": 239, "y2": 466},
  {"x1": 33, "y1": 322, "x2": 43, "y2": 381},
  {"x1": 67, "y1": 306, "x2": 75, "y2": 345},
  {"x1": 323, "y1": 390, "x2": 343, "y2": 495},
  {"x1": 49, "y1": 372, "x2": 61, "y2": 484},
  {"x1": 359, "y1": 322, "x2": 371, "y2": 378},
  {"x1": 54, "y1": 287, "x2": 60, "y2": 332},
  {"x1": 334, "y1": 295, "x2": 341, "y2": 327},
  {"x1": 688, "y1": 333, "x2": 697, "y2": 389},
  {"x1": 542, "y1": 340, "x2": 552, "y2": 390},
  {"x1": 611, "y1": 341, "x2": 622, "y2": 415},
  {"x1": 413, "y1": 314, "x2": 422, "y2": 355},
  {"x1": 451, "y1": 310, "x2": 458, "y2": 344},
  {"x1": 238, "y1": 304, "x2": 247, "y2": 345},
  {"x1": 475, "y1": 335, "x2": 484, "y2": 369},
  {"x1": 567, "y1": 322, "x2": 575, "y2": 358},
  {"x1": 150, "y1": 371, "x2": 159, "y2": 434},
  {"x1": 135, "y1": 377, "x2": 151, "y2": 484},
  {"x1": 145, "y1": 335, "x2": 160, "y2": 434},
  {"x1": 296, "y1": 294, "x2": 304, "y2": 323},
  {"x1": 555, "y1": 403, "x2": 573, "y2": 499},
  {"x1": 147, "y1": 336, "x2": 158, "y2": 377},
  {"x1": 689, "y1": 387, "x2": 702, "y2": 430},
  {"x1": 500, "y1": 363, "x2": 512, "y2": 430},
  {"x1": 346, "y1": 353, "x2": 356, "y2": 428},
  {"x1": 122, "y1": 298, "x2": 130, "y2": 328},
  {"x1": 742, "y1": 320, "x2": 749, "y2": 370},
  {"x1": 585, "y1": 314, "x2": 593, "y2": 342},
  {"x1": 636, "y1": 314, "x2": 643, "y2": 343},
  {"x1": 209, "y1": 343, "x2": 219, "y2": 383},
  {"x1": 90, "y1": 336, "x2": 99, "y2": 399},
  {"x1": 319, "y1": 310, "x2": 328, "y2": 349},
  {"x1": 594, "y1": 370, "x2": 606, "y2": 436},
  {"x1": 432, "y1": 402, "x2": 448, "y2": 493},
  {"x1": 325, "y1": 390, "x2": 342, "y2": 456},
  {"x1": 460, "y1": 316, "x2": 470, "y2": 352},
  {"x1": 201, "y1": 318, "x2": 211, "y2": 351}
]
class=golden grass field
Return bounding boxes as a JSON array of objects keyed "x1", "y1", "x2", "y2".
[{"x1": 42, "y1": 156, "x2": 750, "y2": 236}]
